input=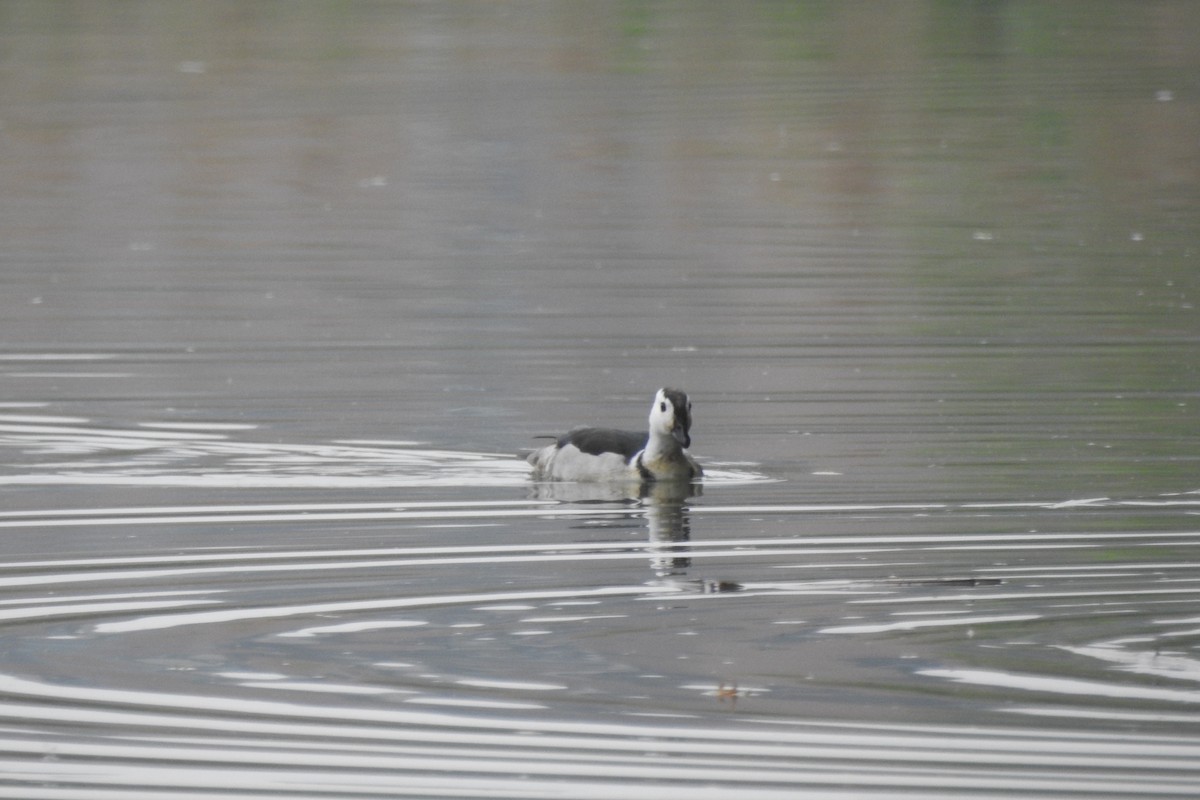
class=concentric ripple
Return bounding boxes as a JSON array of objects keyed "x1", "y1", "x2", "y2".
[{"x1": 2, "y1": 415, "x2": 1200, "y2": 797}]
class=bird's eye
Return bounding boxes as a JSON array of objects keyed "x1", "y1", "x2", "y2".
[{"x1": 660, "y1": 402, "x2": 668, "y2": 412}]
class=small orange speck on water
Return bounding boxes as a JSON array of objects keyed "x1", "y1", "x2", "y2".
[{"x1": 716, "y1": 682, "x2": 739, "y2": 709}]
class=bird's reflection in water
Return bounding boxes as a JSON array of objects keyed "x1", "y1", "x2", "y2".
[
  {"x1": 529, "y1": 480, "x2": 742, "y2": 592},
  {"x1": 641, "y1": 480, "x2": 696, "y2": 577}
]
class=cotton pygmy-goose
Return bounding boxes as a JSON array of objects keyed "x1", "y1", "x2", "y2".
[{"x1": 527, "y1": 388, "x2": 703, "y2": 482}]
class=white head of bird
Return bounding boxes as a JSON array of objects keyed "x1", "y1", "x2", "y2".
[{"x1": 649, "y1": 387, "x2": 693, "y2": 449}]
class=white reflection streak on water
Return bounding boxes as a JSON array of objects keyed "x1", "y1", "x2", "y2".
[
  {"x1": 0, "y1": 552, "x2": 887, "y2": 593},
  {"x1": 93, "y1": 585, "x2": 675, "y2": 634},
  {"x1": 0, "y1": 599, "x2": 220, "y2": 624},
  {"x1": 0, "y1": 673, "x2": 1199, "y2": 799},
  {"x1": 849, "y1": 586, "x2": 1200, "y2": 606},
  {"x1": 0, "y1": 499, "x2": 556, "y2": 519},
  {"x1": 820, "y1": 614, "x2": 1042, "y2": 635},
  {"x1": 2, "y1": 501, "x2": 1198, "y2": 530},
  {"x1": 1064, "y1": 643, "x2": 1200, "y2": 684},
  {"x1": 0, "y1": 529, "x2": 1194, "y2": 596},
  {"x1": 922, "y1": 668, "x2": 1200, "y2": 706}
]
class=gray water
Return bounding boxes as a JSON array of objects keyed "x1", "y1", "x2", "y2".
[{"x1": 2, "y1": 2, "x2": 1200, "y2": 797}]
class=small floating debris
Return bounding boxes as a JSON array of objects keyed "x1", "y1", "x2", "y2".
[
  {"x1": 715, "y1": 681, "x2": 740, "y2": 709},
  {"x1": 681, "y1": 681, "x2": 767, "y2": 711}
]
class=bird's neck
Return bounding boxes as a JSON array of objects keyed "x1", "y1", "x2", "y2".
[{"x1": 643, "y1": 430, "x2": 684, "y2": 462}]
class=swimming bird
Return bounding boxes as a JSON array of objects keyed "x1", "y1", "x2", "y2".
[{"x1": 527, "y1": 388, "x2": 703, "y2": 482}]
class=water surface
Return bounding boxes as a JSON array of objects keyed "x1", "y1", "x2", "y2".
[{"x1": 1, "y1": 2, "x2": 1199, "y2": 797}]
